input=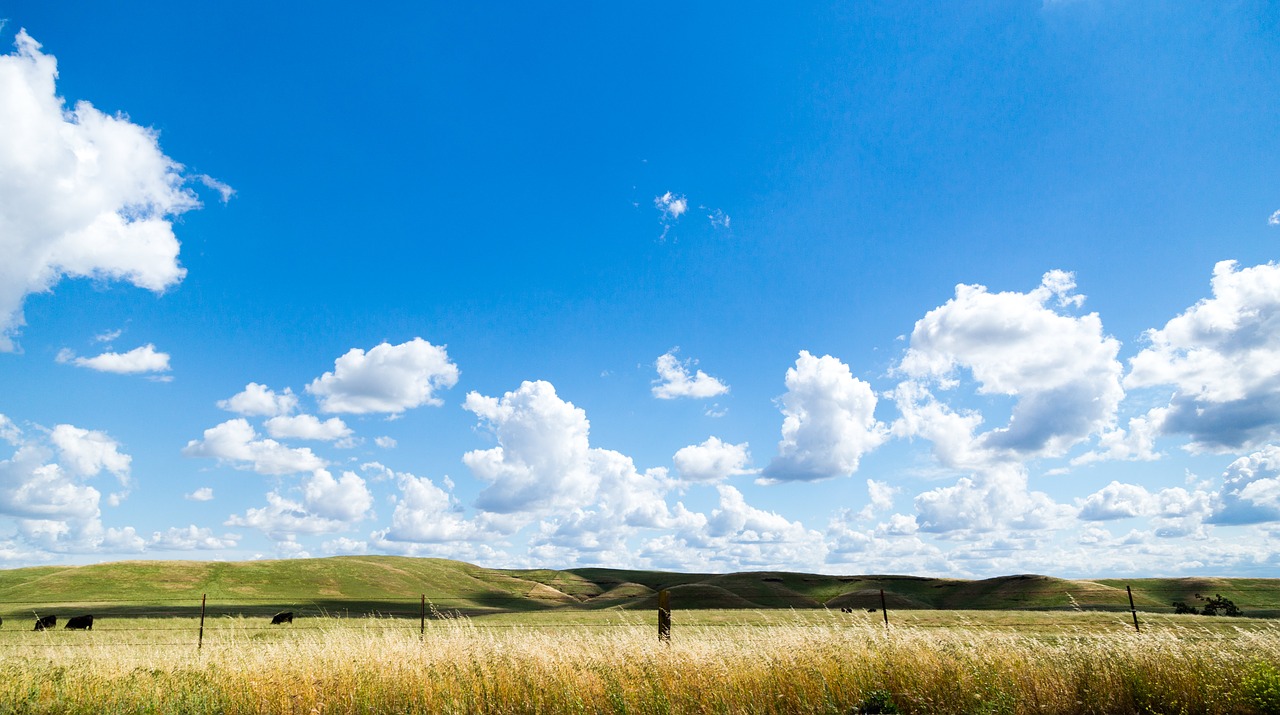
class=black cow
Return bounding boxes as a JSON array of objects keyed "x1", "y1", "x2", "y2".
[
  {"x1": 33, "y1": 615, "x2": 55, "y2": 631},
  {"x1": 270, "y1": 611, "x2": 293, "y2": 625},
  {"x1": 64, "y1": 615, "x2": 93, "y2": 630}
]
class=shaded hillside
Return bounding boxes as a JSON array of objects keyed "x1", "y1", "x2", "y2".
[{"x1": 0, "y1": 557, "x2": 1274, "y2": 618}]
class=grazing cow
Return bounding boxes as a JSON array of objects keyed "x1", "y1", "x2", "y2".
[
  {"x1": 33, "y1": 615, "x2": 55, "y2": 631},
  {"x1": 840, "y1": 607, "x2": 852, "y2": 613},
  {"x1": 270, "y1": 611, "x2": 293, "y2": 625},
  {"x1": 64, "y1": 615, "x2": 93, "y2": 630}
]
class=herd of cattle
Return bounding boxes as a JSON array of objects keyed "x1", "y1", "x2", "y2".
[{"x1": 0, "y1": 611, "x2": 296, "y2": 631}]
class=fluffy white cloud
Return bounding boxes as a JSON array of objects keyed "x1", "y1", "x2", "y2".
[
  {"x1": 1270, "y1": 210, "x2": 1280, "y2": 226},
  {"x1": 1071, "y1": 413, "x2": 1163, "y2": 466},
  {"x1": 762, "y1": 351, "x2": 888, "y2": 482},
  {"x1": 0, "y1": 31, "x2": 205, "y2": 351},
  {"x1": 673, "y1": 437, "x2": 753, "y2": 482},
  {"x1": 1126, "y1": 261, "x2": 1280, "y2": 452},
  {"x1": 371, "y1": 470, "x2": 482, "y2": 545},
  {"x1": 57, "y1": 344, "x2": 171, "y2": 375},
  {"x1": 894, "y1": 270, "x2": 1123, "y2": 467},
  {"x1": 49, "y1": 424, "x2": 131, "y2": 479},
  {"x1": 638, "y1": 486, "x2": 827, "y2": 572},
  {"x1": 651, "y1": 349, "x2": 729, "y2": 400},
  {"x1": 374, "y1": 436, "x2": 397, "y2": 449},
  {"x1": 1211, "y1": 445, "x2": 1280, "y2": 524},
  {"x1": 1077, "y1": 481, "x2": 1156, "y2": 521},
  {"x1": 0, "y1": 416, "x2": 134, "y2": 552},
  {"x1": 184, "y1": 487, "x2": 214, "y2": 501},
  {"x1": 182, "y1": 418, "x2": 325, "y2": 475},
  {"x1": 858, "y1": 479, "x2": 898, "y2": 520},
  {"x1": 264, "y1": 414, "x2": 352, "y2": 442},
  {"x1": 302, "y1": 469, "x2": 373, "y2": 523},
  {"x1": 217, "y1": 383, "x2": 297, "y2": 417},
  {"x1": 307, "y1": 338, "x2": 459, "y2": 414},
  {"x1": 226, "y1": 486, "x2": 363, "y2": 539},
  {"x1": 464, "y1": 381, "x2": 676, "y2": 521},
  {"x1": 322, "y1": 537, "x2": 368, "y2": 555},
  {"x1": 464, "y1": 381, "x2": 597, "y2": 514},
  {"x1": 149, "y1": 525, "x2": 239, "y2": 550},
  {"x1": 914, "y1": 466, "x2": 1071, "y2": 535}
]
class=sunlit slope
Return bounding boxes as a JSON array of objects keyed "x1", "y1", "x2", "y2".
[{"x1": 0, "y1": 557, "x2": 1274, "y2": 617}]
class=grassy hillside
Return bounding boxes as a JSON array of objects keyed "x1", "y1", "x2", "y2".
[{"x1": 0, "y1": 556, "x2": 1275, "y2": 620}]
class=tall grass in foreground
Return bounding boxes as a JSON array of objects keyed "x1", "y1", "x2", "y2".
[{"x1": 0, "y1": 615, "x2": 1277, "y2": 714}]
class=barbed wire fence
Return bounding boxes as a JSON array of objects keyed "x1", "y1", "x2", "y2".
[{"x1": 0, "y1": 584, "x2": 1273, "y2": 651}]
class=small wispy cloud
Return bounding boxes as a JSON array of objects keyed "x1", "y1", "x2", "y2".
[
  {"x1": 654, "y1": 191, "x2": 688, "y2": 240},
  {"x1": 94, "y1": 328, "x2": 123, "y2": 343},
  {"x1": 1269, "y1": 209, "x2": 1279, "y2": 226},
  {"x1": 706, "y1": 207, "x2": 731, "y2": 230},
  {"x1": 197, "y1": 174, "x2": 235, "y2": 203}
]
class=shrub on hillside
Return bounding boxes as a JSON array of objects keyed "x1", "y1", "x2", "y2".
[{"x1": 1171, "y1": 593, "x2": 1243, "y2": 616}]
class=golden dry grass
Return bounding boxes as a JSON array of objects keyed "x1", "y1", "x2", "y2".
[{"x1": 0, "y1": 612, "x2": 1275, "y2": 714}]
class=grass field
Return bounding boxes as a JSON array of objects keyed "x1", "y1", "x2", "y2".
[
  {"x1": 0, "y1": 556, "x2": 1277, "y2": 618},
  {"x1": 0, "y1": 557, "x2": 1276, "y2": 713},
  {"x1": 0, "y1": 610, "x2": 1276, "y2": 714}
]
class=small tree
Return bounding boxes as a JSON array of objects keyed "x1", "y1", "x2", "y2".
[
  {"x1": 1172, "y1": 600, "x2": 1198, "y2": 615},
  {"x1": 1197, "y1": 593, "x2": 1243, "y2": 617}
]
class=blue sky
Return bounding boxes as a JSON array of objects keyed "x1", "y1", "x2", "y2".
[{"x1": 1, "y1": 1, "x2": 1279, "y2": 576}]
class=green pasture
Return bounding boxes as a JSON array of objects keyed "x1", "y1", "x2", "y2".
[{"x1": 0, "y1": 556, "x2": 1275, "y2": 624}]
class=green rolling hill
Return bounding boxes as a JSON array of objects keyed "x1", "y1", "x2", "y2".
[{"x1": 0, "y1": 556, "x2": 1273, "y2": 620}]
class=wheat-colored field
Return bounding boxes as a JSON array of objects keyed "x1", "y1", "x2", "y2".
[{"x1": 0, "y1": 611, "x2": 1276, "y2": 714}]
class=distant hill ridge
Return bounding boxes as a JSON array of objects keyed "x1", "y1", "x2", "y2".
[{"x1": 0, "y1": 556, "x2": 1274, "y2": 618}]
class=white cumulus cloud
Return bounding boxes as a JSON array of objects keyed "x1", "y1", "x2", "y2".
[
  {"x1": 914, "y1": 466, "x2": 1072, "y2": 535},
  {"x1": 182, "y1": 418, "x2": 325, "y2": 475},
  {"x1": 673, "y1": 437, "x2": 754, "y2": 483},
  {"x1": 57, "y1": 343, "x2": 170, "y2": 375},
  {"x1": 307, "y1": 338, "x2": 459, "y2": 414},
  {"x1": 184, "y1": 487, "x2": 214, "y2": 501},
  {"x1": 0, "y1": 30, "x2": 209, "y2": 351},
  {"x1": 149, "y1": 525, "x2": 239, "y2": 550},
  {"x1": 1210, "y1": 445, "x2": 1280, "y2": 524},
  {"x1": 651, "y1": 349, "x2": 729, "y2": 400},
  {"x1": 893, "y1": 270, "x2": 1123, "y2": 468},
  {"x1": 762, "y1": 351, "x2": 888, "y2": 482},
  {"x1": 0, "y1": 416, "x2": 134, "y2": 552},
  {"x1": 264, "y1": 414, "x2": 352, "y2": 442},
  {"x1": 1126, "y1": 260, "x2": 1280, "y2": 452},
  {"x1": 372, "y1": 470, "x2": 483, "y2": 545},
  {"x1": 462, "y1": 380, "x2": 683, "y2": 561},
  {"x1": 217, "y1": 383, "x2": 297, "y2": 417},
  {"x1": 226, "y1": 470, "x2": 372, "y2": 540},
  {"x1": 638, "y1": 485, "x2": 827, "y2": 572}
]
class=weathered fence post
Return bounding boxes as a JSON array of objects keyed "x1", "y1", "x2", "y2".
[
  {"x1": 658, "y1": 589, "x2": 671, "y2": 643},
  {"x1": 198, "y1": 593, "x2": 206, "y2": 650},
  {"x1": 420, "y1": 594, "x2": 426, "y2": 640},
  {"x1": 880, "y1": 589, "x2": 889, "y2": 628},
  {"x1": 1127, "y1": 585, "x2": 1140, "y2": 633}
]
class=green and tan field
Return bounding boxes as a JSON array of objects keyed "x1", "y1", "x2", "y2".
[{"x1": 0, "y1": 557, "x2": 1276, "y2": 714}]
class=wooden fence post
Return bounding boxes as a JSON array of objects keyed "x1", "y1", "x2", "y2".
[
  {"x1": 198, "y1": 594, "x2": 206, "y2": 650},
  {"x1": 1127, "y1": 585, "x2": 1140, "y2": 633},
  {"x1": 658, "y1": 589, "x2": 671, "y2": 643},
  {"x1": 420, "y1": 595, "x2": 426, "y2": 640},
  {"x1": 880, "y1": 589, "x2": 889, "y2": 628}
]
